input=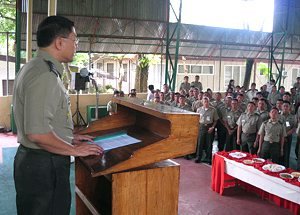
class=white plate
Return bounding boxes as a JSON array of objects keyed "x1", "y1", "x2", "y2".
[
  {"x1": 291, "y1": 172, "x2": 300, "y2": 178},
  {"x1": 252, "y1": 158, "x2": 265, "y2": 164},
  {"x1": 298, "y1": 177, "x2": 300, "y2": 182},
  {"x1": 279, "y1": 173, "x2": 294, "y2": 180},
  {"x1": 262, "y1": 164, "x2": 286, "y2": 172},
  {"x1": 229, "y1": 152, "x2": 247, "y2": 159}
]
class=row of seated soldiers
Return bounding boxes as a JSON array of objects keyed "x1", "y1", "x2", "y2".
[{"x1": 148, "y1": 84, "x2": 300, "y2": 169}]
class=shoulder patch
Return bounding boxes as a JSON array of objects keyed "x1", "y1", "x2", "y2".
[{"x1": 44, "y1": 60, "x2": 61, "y2": 79}]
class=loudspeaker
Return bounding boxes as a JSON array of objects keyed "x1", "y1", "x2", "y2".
[{"x1": 75, "y1": 73, "x2": 89, "y2": 91}]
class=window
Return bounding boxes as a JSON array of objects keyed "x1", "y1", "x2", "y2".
[
  {"x1": 224, "y1": 65, "x2": 246, "y2": 87},
  {"x1": 107, "y1": 63, "x2": 114, "y2": 78},
  {"x1": 178, "y1": 64, "x2": 190, "y2": 73},
  {"x1": 96, "y1": 63, "x2": 103, "y2": 70},
  {"x1": 202, "y1": 65, "x2": 213, "y2": 74},
  {"x1": 178, "y1": 64, "x2": 213, "y2": 74},
  {"x1": 122, "y1": 63, "x2": 128, "y2": 82},
  {"x1": 292, "y1": 68, "x2": 300, "y2": 85}
]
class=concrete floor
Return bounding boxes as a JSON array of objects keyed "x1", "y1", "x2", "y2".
[{"x1": 0, "y1": 132, "x2": 295, "y2": 215}]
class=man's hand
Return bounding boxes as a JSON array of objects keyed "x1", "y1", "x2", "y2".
[
  {"x1": 253, "y1": 140, "x2": 258, "y2": 148},
  {"x1": 208, "y1": 127, "x2": 214, "y2": 134},
  {"x1": 237, "y1": 139, "x2": 241, "y2": 145},
  {"x1": 280, "y1": 148, "x2": 284, "y2": 157},
  {"x1": 73, "y1": 142, "x2": 104, "y2": 157},
  {"x1": 73, "y1": 134, "x2": 94, "y2": 143},
  {"x1": 257, "y1": 148, "x2": 261, "y2": 156}
]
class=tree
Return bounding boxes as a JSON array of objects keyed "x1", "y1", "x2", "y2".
[
  {"x1": 135, "y1": 54, "x2": 160, "y2": 93},
  {"x1": 0, "y1": 0, "x2": 16, "y2": 55}
]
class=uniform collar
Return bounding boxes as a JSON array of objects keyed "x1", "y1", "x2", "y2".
[
  {"x1": 268, "y1": 119, "x2": 279, "y2": 123},
  {"x1": 37, "y1": 49, "x2": 64, "y2": 77}
]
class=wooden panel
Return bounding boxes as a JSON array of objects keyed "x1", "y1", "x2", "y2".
[
  {"x1": 112, "y1": 160, "x2": 179, "y2": 215},
  {"x1": 112, "y1": 170, "x2": 147, "y2": 215},
  {"x1": 77, "y1": 97, "x2": 199, "y2": 177},
  {"x1": 75, "y1": 159, "x2": 112, "y2": 215}
]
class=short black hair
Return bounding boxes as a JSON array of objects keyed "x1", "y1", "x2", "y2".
[
  {"x1": 148, "y1": 85, "x2": 154, "y2": 90},
  {"x1": 37, "y1": 16, "x2": 74, "y2": 48}
]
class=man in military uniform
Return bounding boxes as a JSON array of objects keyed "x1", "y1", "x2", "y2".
[
  {"x1": 224, "y1": 99, "x2": 241, "y2": 151},
  {"x1": 162, "y1": 84, "x2": 171, "y2": 101},
  {"x1": 258, "y1": 107, "x2": 286, "y2": 164},
  {"x1": 107, "y1": 90, "x2": 120, "y2": 115},
  {"x1": 13, "y1": 16, "x2": 103, "y2": 215},
  {"x1": 179, "y1": 76, "x2": 191, "y2": 94},
  {"x1": 177, "y1": 95, "x2": 192, "y2": 111},
  {"x1": 191, "y1": 92, "x2": 204, "y2": 112},
  {"x1": 191, "y1": 75, "x2": 203, "y2": 92},
  {"x1": 195, "y1": 97, "x2": 219, "y2": 164},
  {"x1": 280, "y1": 101, "x2": 296, "y2": 167},
  {"x1": 268, "y1": 85, "x2": 280, "y2": 106},
  {"x1": 257, "y1": 98, "x2": 269, "y2": 122},
  {"x1": 211, "y1": 92, "x2": 226, "y2": 151},
  {"x1": 237, "y1": 93, "x2": 247, "y2": 113},
  {"x1": 237, "y1": 102, "x2": 261, "y2": 154}
]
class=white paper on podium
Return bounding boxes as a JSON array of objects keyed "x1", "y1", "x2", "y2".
[{"x1": 93, "y1": 131, "x2": 141, "y2": 151}]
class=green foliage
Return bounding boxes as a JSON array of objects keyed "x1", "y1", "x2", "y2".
[
  {"x1": 258, "y1": 63, "x2": 270, "y2": 78},
  {"x1": 0, "y1": 0, "x2": 16, "y2": 54},
  {"x1": 139, "y1": 56, "x2": 150, "y2": 69},
  {"x1": 72, "y1": 53, "x2": 89, "y2": 67},
  {"x1": 105, "y1": 84, "x2": 113, "y2": 90}
]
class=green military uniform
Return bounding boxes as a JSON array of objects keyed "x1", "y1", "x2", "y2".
[
  {"x1": 186, "y1": 96, "x2": 196, "y2": 106},
  {"x1": 164, "y1": 92, "x2": 171, "y2": 101},
  {"x1": 195, "y1": 106, "x2": 219, "y2": 163},
  {"x1": 191, "y1": 81, "x2": 203, "y2": 92},
  {"x1": 238, "y1": 102, "x2": 247, "y2": 113},
  {"x1": 179, "y1": 82, "x2": 191, "y2": 93},
  {"x1": 268, "y1": 92, "x2": 280, "y2": 106},
  {"x1": 177, "y1": 103, "x2": 192, "y2": 111},
  {"x1": 225, "y1": 109, "x2": 242, "y2": 151},
  {"x1": 280, "y1": 113, "x2": 296, "y2": 167},
  {"x1": 237, "y1": 112, "x2": 261, "y2": 154},
  {"x1": 212, "y1": 101, "x2": 226, "y2": 151},
  {"x1": 13, "y1": 50, "x2": 72, "y2": 214},
  {"x1": 257, "y1": 110, "x2": 269, "y2": 123},
  {"x1": 258, "y1": 119, "x2": 286, "y2": 164},
  {"x1": 192, "y1": 100, "x2": 203, "y2": 112}
]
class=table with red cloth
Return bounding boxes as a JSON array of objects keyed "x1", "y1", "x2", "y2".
[{"x1": 211, "y1": 150, "x2": 300, "y2": 215}]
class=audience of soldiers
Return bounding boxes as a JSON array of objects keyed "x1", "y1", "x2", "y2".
[{"x1": 145, "y1": 76, "x2": 300, "y2": 169}]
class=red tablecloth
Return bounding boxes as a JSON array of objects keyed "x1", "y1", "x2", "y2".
[{"x1": 211, "y1": 151, "x2": 300, "y2": 215}]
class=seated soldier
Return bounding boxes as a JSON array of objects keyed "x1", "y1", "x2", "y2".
[
  {"x1": 107, "y1": 90, "x2": 120, "y2": 115},
  {"x1": 257, "y1": 107, "x2": 286, "y2": 164},
  {"x1": 177, "y1": 95, "x2": 192, "y2": 111}
]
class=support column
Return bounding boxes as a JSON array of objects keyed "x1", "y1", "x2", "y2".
[
  {"x1": 15, "y1": 0, "x2": 22, "y2": 74},
  {"x1": 48, "y1": 0, "x2": 57, "y2": 16},
  {"x1": 26, "y1": 0, "x2": 33, "y2": 62}
]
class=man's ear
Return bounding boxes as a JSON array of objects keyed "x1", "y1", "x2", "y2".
[{"x1": 54, "y1": 37, "x2": 63, "y2": 50}]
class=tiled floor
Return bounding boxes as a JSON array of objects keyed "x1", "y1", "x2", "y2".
[{"x1": 0, "y1": 132, "x2": 296, "y2": 215}]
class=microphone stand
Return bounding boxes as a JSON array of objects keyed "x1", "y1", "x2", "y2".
[{"x1": 90, "y1": 77, "x2": 99, "y2": 120}]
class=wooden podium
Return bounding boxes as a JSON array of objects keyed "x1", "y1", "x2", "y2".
[{"x1": 75, "y1": 97, "x2": 199, "y2": 215}]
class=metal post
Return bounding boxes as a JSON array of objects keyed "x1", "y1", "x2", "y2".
[
  {"x1": 26, "y1": 0, "x2": 33, "y2": 62},
  {"x1": 6, "y1": 32, "x2": 9, "y2": 96},
  {"x1": 15, "y1": 0, "x2": 22, "y2": 74},
  {"x1": 164, "y1": 0, "x2": 182, "y2": 91},
  {"x1": 48, "y1": 0, "x2": 57, "y2": 16}
]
